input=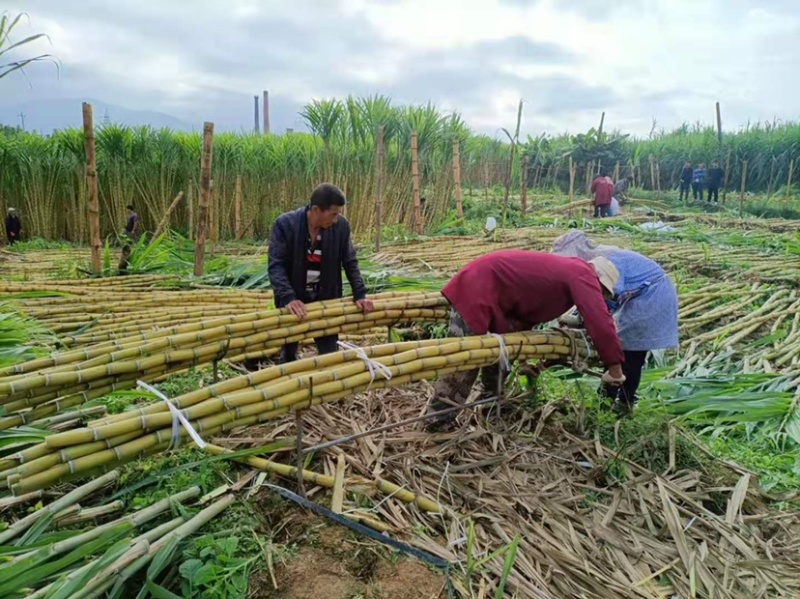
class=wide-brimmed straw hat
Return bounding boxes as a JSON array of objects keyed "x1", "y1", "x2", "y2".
[{"x1": 588, "y1": 256, "x2": 619, "y2": 295}]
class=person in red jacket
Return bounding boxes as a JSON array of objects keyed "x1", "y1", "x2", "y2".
[
  {"x1": 591, "y1": 170, "x2": 614, "y2": 218},
  {"x1": 427, "y1": 250, "x2": 626, "y2": 430}
]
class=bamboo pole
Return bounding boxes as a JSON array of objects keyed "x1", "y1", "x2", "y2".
[
  {"x1": 483, "y1": 159, "x2": 489, "y2": 201},
  {"x1": 453, "y1": 137, "x2": 463, "y2": 220},
  {"x1": 150, "y1": 191, "x2": 184, "y2": 243},
  {"x1": 194, "y1": 122, "x2": 213, "y2": 276},
  {"x1": 411, "y1": 130, "x2": 422, "y2": 234},
  {"x1": 234, "y1": 175, "x2": 243, "y2": 239},
  {"x1": 613, "y1": 161, "x2": 620, "y2": 182},
  {"x1": 187, "y1": 183, "x2": 194, "y2": 240},
  {"x1": 598, "y1": 111, "x2": 605, "y2": 137},
  {"x1": 786, "y1": 158, "x2": 795, "y2": 200},
  {"x1": 715, "y1": 101, "x2": 723, "y2": 164},
  {"x1": 82, "y1": 103, "x2": 101, "y2": 274},
  {"x1": 655, "y1": 162, "x2": 662, "y2": 198},
  {"x1": 649, "y1": 156, "x2": 656, "y2": 190},
  {"x1": 521, "y1": 156, "x2": 529, "y2": 217},
  {"x1": 739, "y1": 159, "x2": 748, "y2": 218},
  {"x1": 374, "y1": 124, "x2": 384, "y2": 252},
  {"x1": 723, "y1": 149, "x2": 732, "y2": 203},
  {"x1": 568, "y1": 157, "x2": 575, "y2": 201}
]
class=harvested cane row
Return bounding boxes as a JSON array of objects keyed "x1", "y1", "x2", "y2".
[
  {"x1": 0, "y1": 293, "x2": 449, "y2": 429},
  {"x1": 251, "y1": 384, "x2": 800, "y2": 599},
  {"x1": 0, "y1": 330, "x2": 593, "y2": 494}
]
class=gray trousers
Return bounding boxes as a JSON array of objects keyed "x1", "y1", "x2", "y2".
[{"x1": 429, "y1": 310, "x2": 500, "y2": 415}]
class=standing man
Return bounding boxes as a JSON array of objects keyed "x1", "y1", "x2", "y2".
[
  {"x1": 426, "y1": 250, "x2": 625, "y2": 430},
  {"x1": 692, "y1": 163, "x2": 706, "y2": 201},
  {"x1": 706, "y1": 160, "x2": 724, "y2": 203},
  {"x1": 591, "y1": 171, "x2": 614, "y2": 218},
  {"x1": 5, "y1": 208, "x2": 21, "y2": 245},
  {"x1": 679, "y1": 161, "x2": 693, "y2": 201},
  {"x1": 123, "y1": 205, "x2": 141, "y2": 242},
  {"x1": 612, "y1": 175, "x2": 634, "y2": 204},
  {"x1": 268, "y1": 183, "x2": 373, "y2": 363}
]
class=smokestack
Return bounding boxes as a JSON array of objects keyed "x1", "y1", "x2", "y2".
[
  {"x1": 263, "y1": 90, "x2": 270, "y2": 134},
  {"x1": 253, "y1": 95, "x2": 260, "y2": 133}
]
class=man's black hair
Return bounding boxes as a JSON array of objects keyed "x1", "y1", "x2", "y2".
[
  {"x1": 126, "y1": 204, "x2": 135, "y2": 211},
  {"x1": 598, "y1": 169, "x2": 608, "y2": 177},
  {"x1": 309, "y1": 183, "x2": 346, "y2": 209}
]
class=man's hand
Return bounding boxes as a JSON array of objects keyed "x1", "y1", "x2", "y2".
[
  {"x1": 286, "y1": 299, "x2": 307, "y2": 319},
  {"x1": 602, "y1": 364, "x2": 626, "y2": 387},
  {"x1": 355, "y1": 298, "x2": 374, "y2": 314}
]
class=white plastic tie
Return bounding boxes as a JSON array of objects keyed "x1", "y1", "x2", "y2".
[
  {"x1": 489, "y1": 334, "x2": 510, "y2": 372},
  {"x1": 337, "y1": 341, "x2": 392, "y2": 390},
  {"x1": 137, "y1": 380, "x2": 206, "y2": 450}
]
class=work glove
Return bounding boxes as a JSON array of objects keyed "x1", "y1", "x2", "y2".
[
  {"x1": 601, "y1": 371, "x2": 626, "y2": 386},
  {"x1": 558, "y1": 307, "x2": 583, "y2": 328}
]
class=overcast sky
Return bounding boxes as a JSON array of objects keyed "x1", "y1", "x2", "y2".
[{"x1": 2, "y1": 0, "x2": 798, "y2": 137}]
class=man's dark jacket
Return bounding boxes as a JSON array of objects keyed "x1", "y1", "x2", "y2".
[
  {"x1": 5, "y1": 214, "x2": 21, "y2": 237},
  {"x1": 268, "y1": 206, "x2": 367, "y2": 308}
]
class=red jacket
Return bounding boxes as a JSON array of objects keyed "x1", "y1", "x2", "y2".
[
  {"x1": 591, "y1": 176, "x2": 613, "y2": 207},
  {"x1": 442, "y1": 250, "x2": 624, "y2": 366}
]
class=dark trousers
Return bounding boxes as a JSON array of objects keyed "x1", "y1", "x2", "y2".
[
  {"x1": 281, "y1": 334, "x2": 339, "y2": 363},
  {"x1": 707, "y1": 186, "x2": 720, "y2": 203},
  {"x1": 679, "y1": 181, "x2": 691, "y2": 201},
  {"x1": 603, "y1": 350, "x2": 647, "y2": 405},
  {"x1": 692, "y1": 183, "x2": 703, "y2": 200},
  {"x1": 593, "y1": 205, "x2": 609, "y2": 218}
]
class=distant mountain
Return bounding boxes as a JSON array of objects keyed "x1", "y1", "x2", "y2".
[{"x1": 0, "y1": 98, "x2": 195, "y2": 134}]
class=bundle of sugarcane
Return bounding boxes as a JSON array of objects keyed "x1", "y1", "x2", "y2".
[
  {"x1": 0, "y1": 469, "x2": 234, "y2": 599},
  {"x1": 7, "y1": 287, "x2": 275, "y2": 339},
  {"x1": 1, "y1": 330, "x2": 594, "y2": 494},
  {"x1": 0, "y1": 293, "x2": 449, "y2": 428}
]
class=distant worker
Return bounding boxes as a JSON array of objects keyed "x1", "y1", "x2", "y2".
[
  {"x1": 268, "y1": 183, "x2": 373, "y2": 364},
  {"x1": 692, "y1": 163, "x2": 706, "y2": 201},
  {"x1": 706, "y1": 160, "x2": 724, "y2": 203},
  {"x1": 426, "y1": 250, "x2": 625, "y2": 430},
  {"x1": 5, "y1": 208, "x2": 21, "y2": 245},
  {"x1": 612, "y1": 175, "x2": 634, "y2": 203},
  {"x1": 679, "y1": 161, "x2": 693, "y2": 201},
  {"x1": 552, "y1": 231, "x2": 679, "y2": 416},
  {"x1": 123, "y1": 205, "x2": 141, "y2": 242},
  {"x1": 591, "y1": 171, "x2": 614, "y2": 218}
]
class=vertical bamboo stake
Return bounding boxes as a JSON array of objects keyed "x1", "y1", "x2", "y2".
[
  {"x1": 715, "y1": 101, "x2": 723, "y2": 164},
  {"x1": 453, "y1": 137, "x2": 463, "y2": 220},
  {"x1": 483, "y1": 159, "x2": 489, "y2": 201},
  {"x1": 786, "y1": 158, "x2": 795, "y2": 200},
  {"x1": 374, "y1": 125, "x2": 384, "y2": 252},
  {"x1": 568, "y1": 157, "x2": 575, "y2": 199},
  {"x1": 656, "y1": 162, "x2": 662, "y2": 198},
  {"x1": 520, "y1": 156, "x2": 529, "y2": 217},
  {"x1": 234, "y1": 175, "x2": 243, "y2": 240},
  {"x1": 82, "y1": 103, "x2": 101, "y2": 274},
  {"x1": 411, "y1": 130, "x2": 422, "y2": 234},
  {"x1": 649, "y1": 156, "x2": 656, "y2": 190},
  {"x1": 585, "y1": 161, "x2": 593, "y2": 194},
  {"x1": 598, "y1": 111, "x2": 605, "y2": 138},
  {"x1": 723, "y1": 149, "x2": 732, "y2": 203},
  {"x1": 739, "y1": 159, "x2": 748, "y2": 218},
  {"x1": 194, "y1": 122, "x2": 213, "y2": 277},
  {"x1": 614, "y1": 161, "x2": 620, "y2": 182},
  {"x1": 187, "y1": 184, "x2": 194, "y2": 240}
]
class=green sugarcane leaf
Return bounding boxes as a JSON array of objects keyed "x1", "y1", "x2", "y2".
[
  {"x1": 144, "y1": 580, "x2": 183, "y2": 599},
  {"x1": 0, "y1": 525, "x2": 131, "y2": 596},
  {"x1": 45, "y1": 536, "x2": 133, "y2": 599},
  {"x1": 14, "y1": 510, "x2": 54, "y2": 547}
]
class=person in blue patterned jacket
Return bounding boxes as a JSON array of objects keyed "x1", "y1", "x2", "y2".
[
  {"x1": 552, "y1": 231, "x2": 679, "y2": 415},
  {"x1": 267, "y1": 183, "x2": 373, "y2": 364}
]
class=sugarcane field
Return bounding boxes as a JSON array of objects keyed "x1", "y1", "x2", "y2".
[{"x1": 3, "y1": 6, "x2": 800, "y2": 599}]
